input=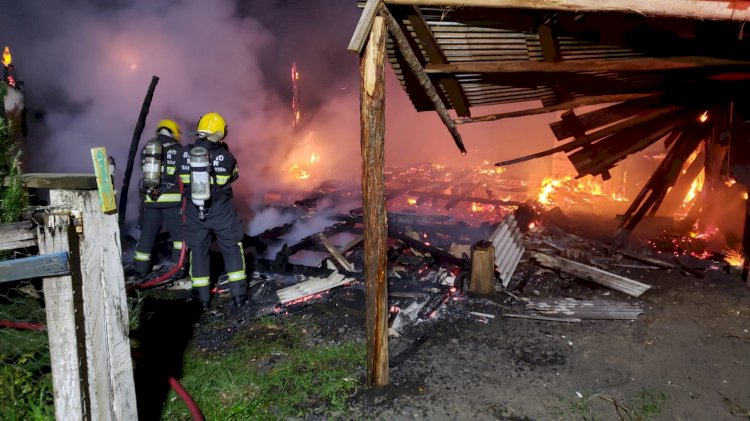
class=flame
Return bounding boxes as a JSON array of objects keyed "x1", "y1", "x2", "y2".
[
  {"x1": 682, "y1": 168, "x2": 705, "y2": 206},
  {"x1": 723, "y1": 248, "x2": 744, "y2": 267},
  {"x1": 725, "y1": 177, "x2": 737, "y2": 187},
  {"x1": 2, "y1": 46, "x2": 10, "y2": 67},
  {"x1": 470, "y1": 202, "x2": 486, "y2": 212},
  {"x1": 406, "y1": 197, "x2": 417, "y2": 206},
  {"x1": 288, "y1": 164, "x2": 310, "y2": 180},
  {"x1": 309, "y1": 152, "x2": 319, "y2": 165},
  {"x1": 744, "y1": 192, "x2": 749, "y2": 200},
  {"x1": 537, "y1": 176, "x2": 571, "y2": 206},
  {"x1": 698, "y1": 111, "x2": 709, "y2": 123}
]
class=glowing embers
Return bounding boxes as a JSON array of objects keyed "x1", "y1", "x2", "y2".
[{"x1": 722, "y1": 248, "x2": 744, "y2": 267}]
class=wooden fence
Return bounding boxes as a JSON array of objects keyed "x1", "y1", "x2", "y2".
[{"x1": 0, "y1": 174, "x2": 138, "y2": 421}]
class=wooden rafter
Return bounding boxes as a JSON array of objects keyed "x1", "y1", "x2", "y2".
[
  {"x1": 384, "y1": 6, "x2": 468, "y2": 154},
  {"x1": 402, "y1": 6, "x2": 472, "y2": 117},
  {"x1": 455, "y1": 92, "x2": 661, "y2": 124},
  {"x1": 426, "y1": 56, "x2": 750, "y2": 74},
  {"x1": 382, "y1": 0, "x2": 750, "y2": 21},
  {"x1": 549, "y1": 96, "x2": 660, "y2": 140}
]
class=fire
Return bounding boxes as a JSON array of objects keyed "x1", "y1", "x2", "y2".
[
  {"x1": 1, "y1": 46, "x2": 10, "y2": 67},
  {"x1": 406, "y1": 197, "x2": 417, "y2": 206},
  {"x1": 288, "y1": 164, "x2": 310, "y2": 180},
  {"x1": 470, "y1": 202, "x2": 487, "y2": 212},
  {"x1": 698, "y1": 111, "x2": 709, "y2": 123},
  {"x1": 291, "y1": 62, "x2": 301, "y2": 127},
  {"x1": 723, "y1": 248, "x2": 744, "y2": 267},
  {"x1": 682, "y1": 168, "x2": 705, "y2": 206},
  {"x1": 309, "y1": 152, "x2": 319, "y2": 165},
  {"x1": 537, "y1": 176, "x2": 571, "y2": 206}
]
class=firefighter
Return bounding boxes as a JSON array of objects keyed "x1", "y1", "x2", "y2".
[
  {"x1": 181, "y1": 112, "x2": 247, "y2": 309},
  {"x1": 132, "y1": 119, "x2": 186, "y2": 278}
]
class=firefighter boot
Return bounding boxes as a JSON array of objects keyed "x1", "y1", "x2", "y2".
[{"x1": 194, "y1": 285, "x2": 211, "y2": 310}]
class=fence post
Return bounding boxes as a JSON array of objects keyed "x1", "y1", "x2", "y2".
[
  {"x1": 37, "y1": 212, "x2": 91, "y2": 420},
  {"x1": 49, "y1": 188, "x2": 138, "y2": 420}
]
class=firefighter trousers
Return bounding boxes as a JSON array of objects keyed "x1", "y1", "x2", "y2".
[
  {"x1": 134, "y1": 206, "x2": 184, "y2": 277},
  {"x1": 184, "y1": 200, "x2": 246, "y2": 303}
]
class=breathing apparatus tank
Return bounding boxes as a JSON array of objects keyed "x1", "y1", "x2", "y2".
[
  {"x1": 189, "y1": 147, "x2": 211, "y2": 220},
  {"x1": 142, "y1": 139, "x2": 163, "y2": 189}
]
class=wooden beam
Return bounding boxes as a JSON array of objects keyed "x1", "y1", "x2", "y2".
[
  {"x1": 5, "y1": 173, "x2": 98, "y2": 190},
  {"x1": 0, "y1": 221, "x2": 36, "y2": 251},
  {"x1": 360, "y1": 14, "x2": 390, "y2": 387},
  {"x1": 495, "y1": 106, "x2": 682, "y2": 167},
  {"x1": 349, "y1": 0, "x2": 381, "y2": 53},
  {"x1": 49, "y1": 189, "x2": 138, "y2": 420},
  {"x1": 549, "y1": 97, "x2": 659, "y2": 140},
  {"x1": 426, "y1": 56, "x2": 750, "y2": 74},
  {"x1": 0, "y1": 251, "x2": 69, "y2": 283},
  {"x1": 383, "y1": 0, "x2": 750, "y2": 21},
  {"x1": 384, "y1": 7, "x2": 467, "y2": 154},
  {"x1": 404, "y1": 7, "x2": 471, "y2": 117},
  {"x1": 456, "y1": 92, "x2": 660, "y2": 124},
  {"x1": 316, "y1": 233, "x2": 356, "y2": 272},
  {"x1": 38, "y1": 213, "x2": 91, "y2": 420}
]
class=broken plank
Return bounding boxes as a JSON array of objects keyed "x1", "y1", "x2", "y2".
[
  {"x1": 0, "y1": 221, "x2": 37, "y2": 252},
  {"x1": 530, "y1": 251, "x2": 651, "y2": 297},
  {"x1": 317, "y1": 233, "x2": 356, "y2": 272},
  {"x1": 276, "y1": 272, "x2": 351, "y2": 304},
  {"x1": 0, "y1": 252, "x2": 70, "y2": 283},
  {"x1": 616, "y1": 250, "x2": 677, "y2": 269},
  {"x1": 503, "y1": 313, "x2": 581, "y2": 323},
  {"x1": 526, "y1": 298, "x2": 643, "y2": 320}
]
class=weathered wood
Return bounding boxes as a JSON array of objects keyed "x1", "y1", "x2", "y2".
[
  {"x1": 384, "y1": 7, "x2": 467, "y2": 154},
  {"x1": 384, "y1": 0, "x2": 750, "y2": 21},
  {"x1": 0, "y1": 251, "x2": 69, "y2": 282},
  {"x1": 49, "y1": 189, "x2": 138, "y2": 420},
  {"x1": 0, "y1": 220, "x2": 36, "y2": 251},
  {"x1": 277, "y1": 272, "x2": 350, "y2": 304},
  {"x1": 458, "y1": 93, "x2": 659, "y2": 125},
  {"x1": 469, "y1": 242, "x2": 495, "y2": 296},
  {"x1": 495, "y1": 106, "x2": 681, "y2": 167},
  {"x1": 316, "y1": 233, "x2": 356, "y2": 272},
  {"x1": 503, "y1": 313, "x2": 581, "y2": 323},
  {"x1": 549, "y1": 97, "x2": 659, "y2": 141},
  {"x1": 616, "y1": 250, "x2": 677, "y2": 269},
  {"x1": 361, "y1": 15, "x2": 390, "y2": 387},
  {"x1": 38, "y1": 213, "x2": 91, "y2": 420},
  {"x1": 349, "y1": 0, "x2": 381, "y2": 53},
  {"x1": 426, "y1": 56, "x2": 750, "y2": 74},
  {"x1": 526, "y1": 298, "x2": 644, "y2": 320},
  {"x1": 530, "y1": 251, "x2": 652, "y2": 297},
  {"x1": 7, "y1": 173, "x2": 98, "y2": 190}
]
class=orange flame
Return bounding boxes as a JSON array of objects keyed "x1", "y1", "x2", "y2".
[
  {"x1": 698, "y1": 111, "x2": 709, "y2": 123},
  {"x1": 2, "y1": 46, "x2": 10, "y2": 67},
  {"x1": 682, "y1": 168, "x2": 705, "y2": 206},
  {"x1": 723, "y1": 248, "x2": 744, "y2": 267},
  {"x1": 406, "y1": 197, "x2": 417, "y2": 206}
]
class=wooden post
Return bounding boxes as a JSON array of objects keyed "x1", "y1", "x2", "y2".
[
  {"x1": 49, "y1": 189, "x2": 138, "y2": 420},
  {"x1": 360, "y1": 14, "x2": 389, "y2": 386},
  {"x1": 38, "y1": 213, "x2": 91, "y2": 420},
  {"x1": 469, "y1": 242, "x2": 495, "y2": 296}
]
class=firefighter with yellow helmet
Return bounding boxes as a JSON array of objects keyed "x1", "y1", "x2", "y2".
[
  {"x1": 180, "y1": 112, "x2": 247, "y2": 309},
  {"x1": 133, "y1": 119, "x2": 186, "y2": 278}
]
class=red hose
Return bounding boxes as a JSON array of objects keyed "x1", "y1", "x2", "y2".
[
  {"x1": 168, "y1": 375, "x2": 205, "y2": 421},
  {"x1": 128, "y1": 245, "x2": 187, "y2": 293},
  {"x1": 0, "y1": 319, "x2": 46, "y2": 331}
]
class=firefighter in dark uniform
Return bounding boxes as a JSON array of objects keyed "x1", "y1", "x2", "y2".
[
  {"x1": 180, "y1": 112, "x2": 247, "y2": 308},
  {"x1": 133, "y1": 119, "x2": 185, "y2": 277}
]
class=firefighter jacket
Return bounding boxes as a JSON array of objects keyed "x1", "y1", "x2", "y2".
[
  {"x1": 141, "y1": 134, "x2": 184, "y2": 208},
  {"x1": 179, "y1": 139, "x2": 239, "y2": 206}
]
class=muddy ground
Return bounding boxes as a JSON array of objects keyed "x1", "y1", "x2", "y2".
[{"x1": 141, "y1": 213, "x2": 750, "y2": 421}]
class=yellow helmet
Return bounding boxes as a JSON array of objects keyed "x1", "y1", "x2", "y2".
[
  {"x1": 196, "y1": 112, "x2": 227, "y2": 141},
  {"x1": 156, "y1": 119, "x2": 181, "y2": 141}
]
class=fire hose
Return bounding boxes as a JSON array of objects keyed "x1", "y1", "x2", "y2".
[{"x1": 127, "y1": 244, "x2": 187, "y2": 294}]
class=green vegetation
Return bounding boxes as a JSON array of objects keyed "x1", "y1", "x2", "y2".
[
  {"x1": 0, "y1": 118, "x2": 27, "y2": 223},
  {"x1": 161, "y1": 317, "x2": 366, "y2": 420},
  {"x1": 554, "y1": 388, "x2": 667, "y2": 421}
]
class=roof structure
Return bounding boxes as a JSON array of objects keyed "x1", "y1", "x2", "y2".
[{"x1": 351, "y1": 0, "x2": 750, "y2": 241}]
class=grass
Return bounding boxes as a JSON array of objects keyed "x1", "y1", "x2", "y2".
[
  {"x1": 554, "y1": 389, "x2": 667, "y2": 421},
  {"x1": 160, "y1": 317, "x2": 366, "y2": 420}
]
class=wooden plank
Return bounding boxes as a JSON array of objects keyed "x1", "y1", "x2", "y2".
[
  {"x1": 277, "y1": 272, "x2": 351, "y2": 304},
  {"x1": 526, "y1": 298, "x2": 644, "y2": 320},
  {"x1": 317, "y1": 233, "x2": 356, "y2": 272},
  {"x1": 0, "y1": 251, "x2": 69, "y2": 282},
  {"x1": 0, "y1": 220, "x2": 36, "y2": 251},
  {"x1": 616, "y1": 250, "x2": 677, "y2": 269},
  {"x1": 496, "y1": 106, "x2": 681, "y2": 167},
  {"x1": 384, "y1": 0, "x2": 750, "y2": 22},
  {"x1": 90, "y1": 147, "x2": 117, "y2": 213},
  {"x1": 503, "y1": 313, "x2": 581, "y2": 323},
  {"x1": 530, "y1": 251, "x2": 652, "y2": 297},
  {"x1": 549, "y1": 98, "x2": 658, "y2": 141},
  {"x1": 456, "y1": 93, "x2": 660, "y2": 125},
  {"x1": 49, "y1": 189, "x2": 137, "y2": 420},
  {"x1": 404, "y1": 6, "x2": 471, "y2": 117},
  {"x1": 426, "y1": 56, "x2": 750, "y2": 74},
  {"x1": 384, "y1": 7, "x2": 467, "y2": 154},
  {"x1": 6, "y1": 173, "x2": 98, "y2": 190},
  {"x1": 348, "y1": 0, "x2": 381, "y2": 53},
  {"x1": 361, "y1": 14, "x2": 390, "y2": 387},
  {"x1": 37, "y1": 213, "x2": 91, "y2": 420},
  {"x1": 469, "y1": 242, "x2": 495, "y2": 295}
]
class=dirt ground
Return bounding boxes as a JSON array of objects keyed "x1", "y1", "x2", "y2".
[{"x1": 155, "y1": 212, "x2": 750, "y2": 421}]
